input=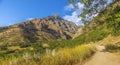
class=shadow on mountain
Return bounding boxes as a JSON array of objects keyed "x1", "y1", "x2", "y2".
[
  {"x1": 17, "y1": 16, "x2": 78, "y2": 42},
  {"x1": 18, "y1": 21, "x2": 63, "y2": 42},
  {"x1": 63, "y1": 32, "x2": 72, "y2": 39},
  {"x1": 41, "y1": 25, "x2": 62, "y2": 39},
  {"x1": 18, "y1": 21, "x2": 39, "y2": 43}
]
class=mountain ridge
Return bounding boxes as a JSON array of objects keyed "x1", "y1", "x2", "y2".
[{"x1": 0, "y1": 15, "x2": 79, "y2": 44}]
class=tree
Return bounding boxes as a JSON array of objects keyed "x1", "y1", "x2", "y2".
[{"x1": 68, "y1": 0, "x2": 116, "y2": 25}]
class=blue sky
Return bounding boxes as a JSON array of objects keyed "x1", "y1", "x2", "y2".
[
  {"x1": 0, "y1": 0, "x2": 113, "y2": 26},
  {"x1": 0, "y1": 0, "x2": 75, "y2": 26}
]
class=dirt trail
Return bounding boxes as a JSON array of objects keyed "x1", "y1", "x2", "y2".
[{"x1": 83, "y1": 45, "x2": 120, "y2": 65}]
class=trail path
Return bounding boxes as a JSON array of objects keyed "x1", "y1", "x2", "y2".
[{"x1": 83, "y1": 45, "x2": 120, "y2": 65}]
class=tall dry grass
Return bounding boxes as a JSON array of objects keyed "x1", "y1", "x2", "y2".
[{"x1": 0, "y1": 44, "x2": 96, "y2": 65}]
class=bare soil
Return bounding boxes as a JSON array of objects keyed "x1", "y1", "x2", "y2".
[{"x1": 83, "y1": 45, "x2": 120, "y2": 65}]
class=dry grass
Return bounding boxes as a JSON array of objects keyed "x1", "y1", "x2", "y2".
[
  {"x1": 99, "y1": 35, "x2": 120, "y2": 45},
  {"x1": 0, "y1": 44, "x2": 96, "y2": 65},
  {"x1": 7, "y1": 46, "x2": 34, "y2": 51},
  {"x1": 97, "y1": 35, "x2": 120, "y2": 52},
  {"x1": 8, "y1": 46, "x2": 23, "y2": 50}
]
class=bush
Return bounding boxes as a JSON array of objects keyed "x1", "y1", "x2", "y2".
[
  {"x1": 20, "y1": 43, "x2": 31, "y2": 48},
  {"x1": 5, "y1": 50, "x2": 16, "y2": 54},
  {"x1": 105, "y1": 44, "x2": 120, "y2": 52},
  {"x1": 0, "y1": 45, "x2": 8, "y2": 50}
]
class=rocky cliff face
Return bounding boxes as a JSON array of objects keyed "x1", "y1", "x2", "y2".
[
  {"x1": 0, "y1": 15, "x2": 79, "y2": 44},
  {"x1": 72, "y1": 28, "x2": 83, "y2": 39}
]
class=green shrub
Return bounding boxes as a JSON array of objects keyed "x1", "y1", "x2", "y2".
[
  {"x1": 105, "y1": 44, "x2": 120, "y2": 52},
  {"x1": 0, "y1": 45, "x2": 8, "y2": 50},
  {"x1": 20, "y1": 43, "x2": 31, "y2": 48}
]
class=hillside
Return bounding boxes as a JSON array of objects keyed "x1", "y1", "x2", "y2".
[
  {"x1": 74, "y1": 1, "x2": 120, "y2": 44},
  {"x1": 0, "y1": 15, "x2": 78, "y2": 44}
]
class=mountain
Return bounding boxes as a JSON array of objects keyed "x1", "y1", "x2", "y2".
[{"x1": 0, "y1": 15, "x2": 79, "y2": 44}]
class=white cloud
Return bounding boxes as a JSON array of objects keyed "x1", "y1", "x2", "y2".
[
  {"x1": 76, "y1": 3, "x2": 84, "y2": 9},
  {"x1": 63, "y1": 11, "x2": 82, "y2": 25},
  {"x1": 63, "y1": 3, "x2": 84, "y2": 25},
  {"x1": 26, "y1": 18, "x2": 34, "y2": 21},
  {"x1": 64, "y1": 4, "x2": 74, "y2": 11}
]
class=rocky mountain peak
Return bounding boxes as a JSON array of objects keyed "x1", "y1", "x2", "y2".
[
  {"x1": 0, "y1": 15, "x2": 79, "y2": 44},
  {"x1": 44, "y1": 14, "x2": 62, "y2": 20}
]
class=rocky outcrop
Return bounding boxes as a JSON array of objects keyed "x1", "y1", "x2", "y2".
[
  {"x1": 0, "y1": 15, "x2": 79, "y2": 44},
  {"x1": 18, "y1": 15, "x2": 78, "y2": 42},
  {"x1": 72, "y1": 28, "x2": 83, "y2": 39}
]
